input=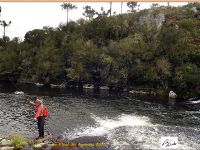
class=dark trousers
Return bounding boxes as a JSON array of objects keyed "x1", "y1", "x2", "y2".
[{"x1": 37, "y1": 116, "x2": 45, "y2": 137}]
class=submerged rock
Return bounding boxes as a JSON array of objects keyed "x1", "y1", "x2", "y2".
[
  {"x1": 83, "y1": 84, "x2": 94, "y2": 89},
  {"x1": 14, "y1": 91, "x2": 24, "y2": 95},
  {"x1": 35, "y1": 83, "x2": 44, "y2": 87},
  {"x1": 129, "y1": 90, "x2": 156, "y2": 96},
  {"x1": 50, "y1": 83, "x2": 65, "y2": 88},
  {"x1": 99, "y1": 86, "x2": 109, "y2": 90},
  {"x1": 188, "y1": 96, "x2": 200, "y2": 101},
  {"x1": 70, "y1": 136, "x2": 107, "y2": 143}
]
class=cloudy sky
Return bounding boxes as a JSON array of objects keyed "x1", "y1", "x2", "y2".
[{"x1": 0, "y1": 2, "x2": 188, "y2": 40}]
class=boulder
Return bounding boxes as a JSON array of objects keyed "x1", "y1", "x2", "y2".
[
  {"x1": 139, "y1": 12, "x2": 165, "y2": 29},
  {"x1": 33, "y1": 143, "x2": 45, "y2": 148},
  {"x1": 191, "y1": 7, "x2": 198, "y2": 13},
  {"x1": 0, "y1": 139, "x2": 12, "y2": 146},
  {"x1": 169, "y1": 90, "x2": 177, "y2": 99}
]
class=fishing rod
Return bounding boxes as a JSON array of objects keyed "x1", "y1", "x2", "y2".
[
  {"x1": 7, "y1": 75, "x2": 21, "y2": 91},
  {"x1": 5, "y1": 76, "x2": 56, "y2": 139},
  {"x1": 6, "y1": 75, "x2": 56, "y2": 138}
]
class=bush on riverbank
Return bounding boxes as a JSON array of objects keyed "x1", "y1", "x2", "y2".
[
  {"x1": 0, "y1": 135, "x2": 26, "y2": 149},
  {"x1": 0, "y1": 3, "x2": 199, "y2": 97},
  {"x1": 9, "y1": 135, "x2": 26, "y2": 149}
]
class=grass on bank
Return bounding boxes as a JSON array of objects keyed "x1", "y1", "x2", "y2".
[{"x1": 8, "y1": 135, "x2": 26, "y2": 149}]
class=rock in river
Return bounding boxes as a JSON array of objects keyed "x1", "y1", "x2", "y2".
[{"x1": 169, "y1": 90, "x2": 177, "y2": 99}]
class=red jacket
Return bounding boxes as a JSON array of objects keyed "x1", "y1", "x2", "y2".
[{"x1": 35, "y1": 104, "x2": 43, "y2": 119}]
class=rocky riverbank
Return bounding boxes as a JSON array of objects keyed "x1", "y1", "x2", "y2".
[
  {"x1": 0, "y1": 134, "x2": 107, "y2": 150},
  {"x1": 0, "y1": 79, "x2": 195, "y2": 100},
  {"x1": 0, "y1": 135, "x2": 47, "y2": 150}
]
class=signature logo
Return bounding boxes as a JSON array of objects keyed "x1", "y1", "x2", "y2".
[{"x1": 161, "y1": 137, "x2": 178, "y2": 149}]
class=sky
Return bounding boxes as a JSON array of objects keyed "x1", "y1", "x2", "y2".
[{"x1": 0, "y1": 2, "x2": 188, "y2": 40}]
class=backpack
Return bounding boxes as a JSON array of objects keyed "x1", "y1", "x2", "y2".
[
  {"x1": 43, "y1": 106, "x2": 49, "y2": 117},
  {"x1": 41, "y1": 104, "x2": 49, "y2": 117}
]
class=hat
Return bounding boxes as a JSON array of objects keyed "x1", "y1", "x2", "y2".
[{"x1": 35, "y1": 98, "x2": 43, "y2": 104}]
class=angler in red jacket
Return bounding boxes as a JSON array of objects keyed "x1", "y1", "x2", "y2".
[{"x1": 30, "y1": 98, "x2": 46, "y2": 139}]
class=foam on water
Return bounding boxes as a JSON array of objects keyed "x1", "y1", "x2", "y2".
[
  {"x1": 93, "y1": 114, "x2": 151, "y2": 127},
  {"x1": 85, "y1": 114, "x2": 151, "y2": 136},
  {"x1": 63, "y1": 114, "x2": 153, "y2": 143},
  {"x1": 187, "y1": 100, "x2": 200, "y2": 104},
  {"x1": 63, "y1": 113, "x2": 197, "y2": 150}
]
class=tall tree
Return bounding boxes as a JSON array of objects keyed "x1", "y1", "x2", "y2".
[
  {"x1": 96, "y1": 7, "x2": 110, "y2": 18},
  {"x1": 127, "y1": 2, "x2": 137, "y2": 13},
  {"x1": 152, "y1": 3, "x2": 159, "y2": 8},
  {"x1": 61, "y1": 3, "x2": 77, "y2": 24},
  {"x1": 0, "y1": 6, "x2": 1, "y2": 17},
  {"x1": 83, "y1": 5, "x2": 96, "y2": 21},
  {"x1": 109, "y1": 2, "x2": 112, "y2": 16},
  {"x1": 121, "y1": 2, "x2": 123, "y2": 14},
  {"x1": 0, "y1": 20, "x2": 11, "y2": 37}
]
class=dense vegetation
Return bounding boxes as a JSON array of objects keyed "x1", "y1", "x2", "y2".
[{"x1": 0, "y1": 3, "x2": 199, "y2": 97}]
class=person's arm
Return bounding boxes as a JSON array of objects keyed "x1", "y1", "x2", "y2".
[
  {"x1": 30, "y1": 101, "x2": 36, "y2": 106},
  {"x1": 33, "y1": 106, "x2": 42, "y2": 121}
]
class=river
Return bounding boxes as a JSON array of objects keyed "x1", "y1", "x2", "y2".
[{"x1": 0, "y1": 83, "x2": 200, "y2": 150}]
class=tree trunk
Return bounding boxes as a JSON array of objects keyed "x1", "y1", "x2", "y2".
[
  {"x1": 110, "y1": 2, "x2": 112, "y2": 16},
  {"x1": 121, "y1": 2, "x2": 123, "y2": 14},
  {"x1": 67, "y1": 9, "x2": 69, "y2": 24},
  {"x1": 3, "y1": 26, "x2": 5, "y2": 37}
]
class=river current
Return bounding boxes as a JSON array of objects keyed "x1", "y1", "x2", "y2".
[{"x1": 0, "y1": 83, "x2": 200, "y2": 150}]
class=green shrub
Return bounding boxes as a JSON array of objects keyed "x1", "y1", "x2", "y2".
[
  {"x1": 10, "y1": 135, "x2": 26, "y2": 149},
  {"x1": 178, "y1": 19, "x2": 198, "y2": 31}
]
